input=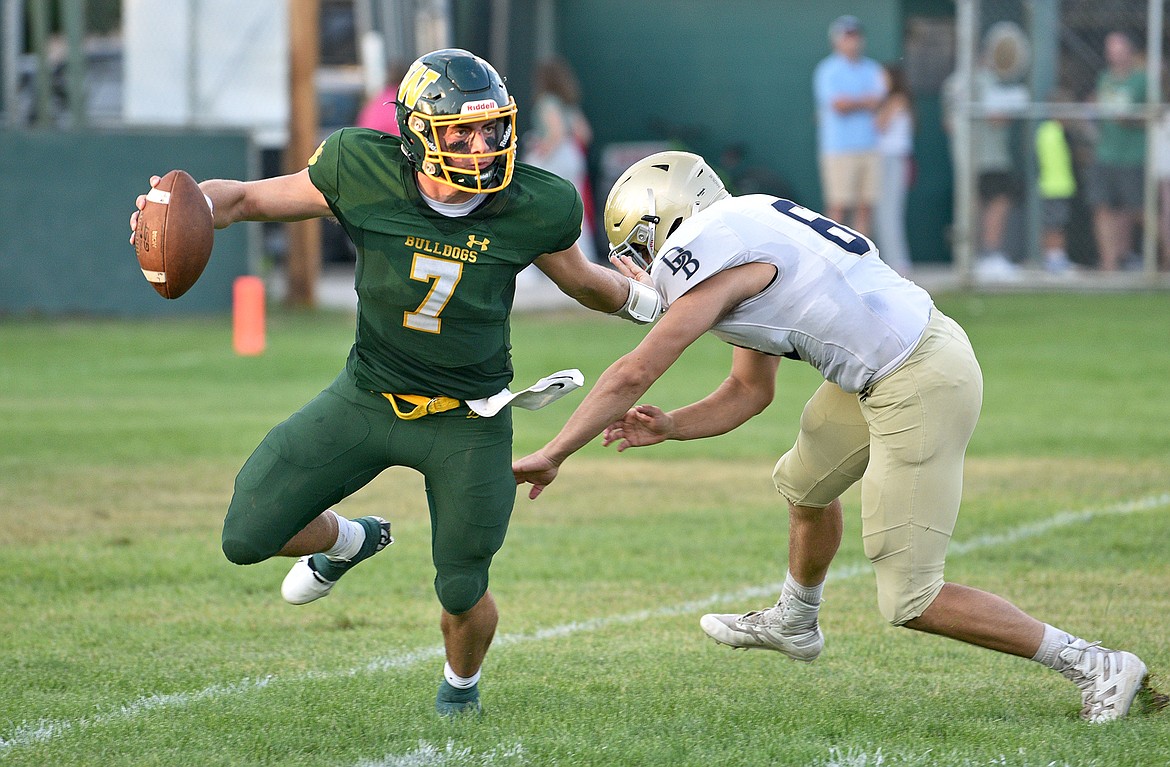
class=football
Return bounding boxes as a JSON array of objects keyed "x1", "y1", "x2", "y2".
[{"x1": 133, "y1": 169, "x2": 214, "y2": 299}]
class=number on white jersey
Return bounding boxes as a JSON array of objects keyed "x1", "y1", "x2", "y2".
[
  {"x1": 772, "y1": 199, "x2": 871, "y2": 256},
  {"x1": 404, "y1": 255, "x2": 463, "y2": 333}
]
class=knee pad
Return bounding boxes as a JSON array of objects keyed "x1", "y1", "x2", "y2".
[
  {"x1": 221, "y1": 534, "x2": 270, "y2": 566},
  {"x1": 434, "y1": 567, "x2": 489, "y2": 615},
  {"x1": 221, "y1": 498, "x2": 283, "y2": 565},
  {"x1": 874, "y1": 573, "x2": 945, "y2": 625}
]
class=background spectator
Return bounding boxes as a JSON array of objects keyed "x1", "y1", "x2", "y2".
[
  {"x1": 355, "y1": 59, "x2": 409, "y2": 135},
  {"x1": 874, "y1": 63, "x2": 914, "y2": 275},
  {"x1": 943, "y1": 22, "x2": 1029, "y2": 279},
  {"x1": 1088, "y1": 31, "x2": 1147, "y2": 272},
  {"x1": 522, "y1": 57, "x2": 597, "y2": 260},
  {"x1": 813, "y1": 15, "x2": 887, "y2": 236},
  {"x1": 1035, "y1": 94, "x2": 1077, "y2": 274}
]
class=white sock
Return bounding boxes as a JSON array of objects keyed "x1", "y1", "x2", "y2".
[
  {"x1": 783, "y1": 571, "x2": 824, "y2": 606},
  {"x1": 323, "y1": 511, "x2": 365, "y2": 561},
  {"x1": 443, "y1": 661, "x2": 481, "y2": 690},
  {"x1": 1032, "y1": 623, "x2": 1085, "y2": 670}
]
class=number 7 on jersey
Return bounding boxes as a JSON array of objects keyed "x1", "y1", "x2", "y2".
[{"x1": 404, "y1": 255, "x2": 463, "y2": 333}]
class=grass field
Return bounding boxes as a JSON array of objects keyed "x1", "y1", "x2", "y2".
[{"x1": 2, "y1": 292, "x2": 1168, "y2": 766}]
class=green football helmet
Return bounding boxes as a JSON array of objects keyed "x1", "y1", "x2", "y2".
[
  {"x1": 395, "y1": 48, "x2": 517, "y2": 193},
  {"x1": 603, "y1": 151, "x2": 729, "y2": 269}
]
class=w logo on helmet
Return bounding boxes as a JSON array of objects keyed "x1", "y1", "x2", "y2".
[
  {"x1": 398, "y1": 64, "x2": 441, "y2": 109},
  {"x1": 467, "y1": 235, "x2": 490, "y2": 251}
]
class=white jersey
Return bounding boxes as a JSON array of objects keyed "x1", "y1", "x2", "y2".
[{"x1": 649, "y1": 195, "x2": 933, "y2": 393}]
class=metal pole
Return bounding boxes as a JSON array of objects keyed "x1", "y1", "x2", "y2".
[
  {"x1": 187, "y1": 0, "x2": 199, "y2": 125},
  {"x1": 1027, "y1": 0, "x2": 1061, "y2": 269},
  {"x1": 953, "y1": 0, "x2": 978, "y2": 286},
  {"x1": 61, "y1": 0, "x2": 85, "y2": 127},
  {"x1": 1141, "y1": 0, "x2": 1163, "y2": 279},
  {"x1": 2, "y1": 0, "x2": 25, "y2": 126},
  {"x1": 489, "y1": 0, "x2": 509, "y2": 70},
  {"x1": 27, "y1": 0, "x2": 51, "y2": 127},
  {"x1": 534, "y1": 0, "x2": 554, "y2": 61},
  {"x1": 380, "y1": 0, "x2": 411, "y2": 61}
]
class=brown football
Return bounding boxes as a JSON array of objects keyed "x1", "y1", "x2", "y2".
[{"x1": 134, "y1": 169, "x2": 214, "y2": 299}]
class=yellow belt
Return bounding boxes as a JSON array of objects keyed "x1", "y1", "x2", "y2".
[{"x1": 382, "y1": 392, "x2": 462, "y2": 420}]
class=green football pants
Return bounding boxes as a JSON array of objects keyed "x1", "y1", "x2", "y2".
[{"x1": 222, "y1": 366, "x2": 515, "y2": 614}]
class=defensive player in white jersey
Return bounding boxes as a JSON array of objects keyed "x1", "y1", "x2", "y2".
[{"x1": 512, "y1": 151, "x2": 1152, "y2": 723}]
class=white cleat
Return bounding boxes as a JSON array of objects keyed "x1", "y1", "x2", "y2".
[
  {"x1": 281, "y1": 555, "x2": 336, "y2": 605},
  {"x1": 281, "y1": 516, "x2": 392, "y2": 605},
  {"x1": 701, "y1": 593, "x2": 824, "y2": 662},
  {"x1": 1059, "y1": 643, "x2": 1149, "y2": 723}
]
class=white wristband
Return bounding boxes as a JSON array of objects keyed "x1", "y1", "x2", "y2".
[
  {"x1": 203, "y1": 193, "x2": 214, "y2": 215},
  {"x1": 611, "y1": 277, "x2": 662, "y2": 324}
]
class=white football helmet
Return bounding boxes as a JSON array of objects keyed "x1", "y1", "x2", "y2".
[{"x1": 603, "y1": 151, "x2": 729, "y2": 269}]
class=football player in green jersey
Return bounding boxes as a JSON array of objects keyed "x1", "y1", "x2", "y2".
[{"x1": 131, "y1": 48, "x2": 662, "y2": 716}]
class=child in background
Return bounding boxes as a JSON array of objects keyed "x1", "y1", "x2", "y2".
[{"x1": 1036, "y1": 100, "x2": 1077, "y2": 274}]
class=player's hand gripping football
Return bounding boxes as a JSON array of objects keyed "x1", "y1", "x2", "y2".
[
  {"x1": 602, "y1": 404, "x2": 674, "y2": 452},
  {"x1": 128, "y1": 175, "x2": 163, "y2": 246}
]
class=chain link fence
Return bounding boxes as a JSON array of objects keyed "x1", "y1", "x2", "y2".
[{"x1": 946, "y1": 0, "x2": 1167, "y2": 286}]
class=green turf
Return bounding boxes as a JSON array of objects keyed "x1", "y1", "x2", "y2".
[{"x1": 2, "y1": 293, "x2": 1168, "y2": 766}]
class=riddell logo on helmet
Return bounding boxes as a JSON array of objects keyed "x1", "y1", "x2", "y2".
[{"x1": 461, "y1": 99, "x2": 499, "y2": 114}]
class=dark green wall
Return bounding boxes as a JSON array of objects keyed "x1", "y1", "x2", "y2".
[
  {"x1": 457, "y1": 0, "x2": 956, "y2": 264},
  {"x1": 0, "y1": 129, "x2": 253, "y2": 315},
  {"x1": 560, "y1": 1, "x2": 897, "y2": 203}
]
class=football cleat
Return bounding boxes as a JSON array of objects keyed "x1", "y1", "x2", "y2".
[
  {"x1": 700, "y1": 593, "x2": 824, "y2": 662},
  {"x1": 435, "y1": 679, "x2": 482, "y2": 717},
  {"x1": 281, "y1": 516, "x2": 392, "y2": 605},
  {"x1": 1058, "y1": 642, "x2": 1149, "y2": 723}
]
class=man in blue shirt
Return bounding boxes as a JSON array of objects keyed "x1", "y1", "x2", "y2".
[{"x1": 813, "y1": 15, "x2": 887, "y2": 236}]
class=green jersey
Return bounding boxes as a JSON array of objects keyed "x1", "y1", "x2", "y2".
[
  {"x1": 307, "y1": 128, "x2": 583, "y2": 399},
  {"x1": 1095, "y1": 68, "x2": 1147, "y2": 167}
]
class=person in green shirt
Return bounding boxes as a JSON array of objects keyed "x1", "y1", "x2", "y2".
[
  {"x1": 130, "y1": 48, "x2": 660, "y2": 717},
  {"x1": 1090, "y1": 31, "x2": 1148, "y2": 271}
]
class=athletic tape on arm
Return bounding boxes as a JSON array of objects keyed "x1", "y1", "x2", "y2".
[{"x1": 611, "y1": 278, "x2": 662, "y2": 324}]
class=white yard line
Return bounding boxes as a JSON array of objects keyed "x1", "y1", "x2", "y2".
[
  {"x1": 354, "y1": 740, "x2": 528, "y2": 767},
  {"x1": 2, "y1": 492, "x2": 1167, "y2": 752}
]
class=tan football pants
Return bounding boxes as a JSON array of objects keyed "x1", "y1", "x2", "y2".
[{"x1": 772, "y1": 311, "x2": 983, "y2": 625}]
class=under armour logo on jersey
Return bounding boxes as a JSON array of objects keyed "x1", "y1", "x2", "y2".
[
  {"x1": 467, "y1": 235, "x2": 490, "y2": 251},
  {"x1": 662, "y1": 248, "x2": 700, "y2": 279}
]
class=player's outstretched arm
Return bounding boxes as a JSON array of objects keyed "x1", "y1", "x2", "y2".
[
  {"x1": 533, "y1": 243, "x2": 638, "y2": 314},
  {"x1": 602, "y1": 347, "x2": 778, "y2": 452},
  {"x1": 513, "y1": 268, "x2": 742, "y2": 499},
  {"x1": 512, "y1": 453, "x2": 560, "y2": 500},
  {"x1": 130, "y1": 168, "x2": 331, "y2": 244},
  {"x1": 200, "y1": 169, "x2": 331, "y2": 227}
]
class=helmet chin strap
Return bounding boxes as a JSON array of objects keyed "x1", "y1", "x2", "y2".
[
  {"x1": 642, "y1": 187, "x2": 658, "y2": 258},
  {"x1": 631, "y1": 190, "x2": 662, "y2": 270}
]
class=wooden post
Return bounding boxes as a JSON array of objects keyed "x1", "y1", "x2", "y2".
[{"x1": 285, "y1": 0, "x2": 321, "y2": 307}]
